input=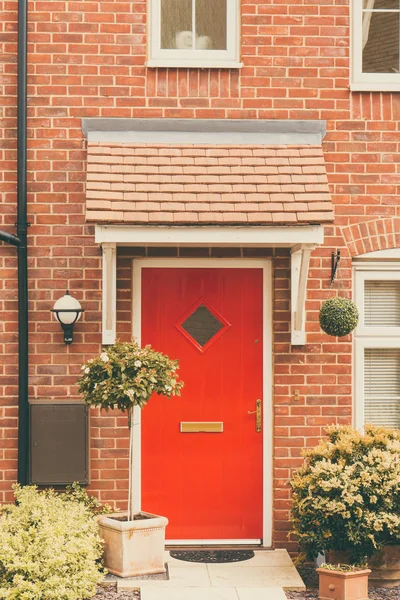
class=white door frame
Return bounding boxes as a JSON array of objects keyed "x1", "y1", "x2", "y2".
[{"x1": 132, "y1": 257, "x2": 273, "y2": 547}]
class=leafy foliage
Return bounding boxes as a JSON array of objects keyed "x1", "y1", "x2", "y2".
[
  {"x1": 290, "y1": 425, "x2": 400, "y2": 563},
  {"x1": 319, "y1": 296, "x2": 359, "y2": 337},
  {"x1": 78, "y1": 341, "x2": 184, "y2": 412},
  {"x1": 60, "y1": 482, "x2": 113, "y2": 516},
  {"x1": 0, "y1": 485, "x2": 104, "y2": 600}
]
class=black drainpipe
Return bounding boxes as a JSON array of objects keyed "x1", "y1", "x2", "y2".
[
  {"x1": 0, "y1": 0, "x2": 29, "y2": 484},
  {"x1": 16, "y1": 0, "x2": 29, "y2": 486}
]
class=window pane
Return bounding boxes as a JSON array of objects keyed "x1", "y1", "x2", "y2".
[
  {"x1": 181, "y1": 304, "x2": 224, "y2": 347},
  {"x1": 195, "y1": 0, "x2": 227, "y2": 50},
  {"x1": 161, "y1": 0, "x2": 193, "y2": 49},
  {"x1": 362, "y1": 11, "x2": 399, "y2": 72},
  {"x1": 364, "y1": 348, "x2": 400, "y2": 427},
  {"x1": 363, "y1": 0, "x2": 399, "y2": 9},
  {"x1": 364, "y1": 280, "x2": 400, "y2": 326}
]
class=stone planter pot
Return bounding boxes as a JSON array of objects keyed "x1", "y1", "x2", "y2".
[
  {"x1": 329, "y1": 545, "x2": 400, "y2": 588},
  {"x1": 368, "y1": 544, "x2": 400, "y2": 588},
  {"x1": 98, "y1": 511, "x2": 168, "y2": 577},
  {"x1": 317, "y1": 568, "x2": 371, "y2": 600}
]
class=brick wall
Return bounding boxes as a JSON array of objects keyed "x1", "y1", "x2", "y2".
[{"x1": 1, "y1": 0, "x2": 400, "y2": 548}]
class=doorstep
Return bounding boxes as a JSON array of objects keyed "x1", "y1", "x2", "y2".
[
  {"x1": 116, "y1": 549, "x2": 305, "y2": 598},
  {"x1": 140, "y1": 587, "x2": 287, "y2": 600}
]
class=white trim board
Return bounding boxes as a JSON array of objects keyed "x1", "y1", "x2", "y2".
[
  {"x1": 166, "y1": 539, "x2": 262, "y2": 546},
  {"x1": 355, "y1": 249, "x2": 400, "y2": 260},
  {"x1": 132, "y1": 258, "x2": 273, "y2": 548},
  {"x1": 95, "y1": 225, "x2": 325, "y2": 247},
  {"x1": 99, "y1": 227, "x2": 320, "y2": 345}
]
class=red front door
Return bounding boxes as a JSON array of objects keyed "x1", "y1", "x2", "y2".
[{"x1": 141, "y1": 267, "x2": 263, "y2": 541}]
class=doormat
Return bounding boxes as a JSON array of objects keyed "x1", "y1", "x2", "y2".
[{"x1": 170, "y1": 550, "x2": 255, "y2": 563}]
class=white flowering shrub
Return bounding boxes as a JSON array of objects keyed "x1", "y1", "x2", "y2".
[
  {"x1": 290, "y1": 425, "x2": 400, "y2": 563},
  {"x1": 78, "y1": 341, "x2": 184, "y2": 411},
  {"x1": 0, "y1": 485, "x2": 104, "y2": 600}
]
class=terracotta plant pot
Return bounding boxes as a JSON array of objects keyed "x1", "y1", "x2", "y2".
[
  {"x1": 368, "y1": 544, "x2": 400, "y2": 588},
  {"x1": 98, "y1": 511, "x2": 168, "y2": 577},
  {"x1": 317, "y1": 568, "x2": 371, "y2": 600}
]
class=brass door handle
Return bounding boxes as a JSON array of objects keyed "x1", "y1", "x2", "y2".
[{"x1": 248, "y1": 399, "x2": 262, "y2": 433}]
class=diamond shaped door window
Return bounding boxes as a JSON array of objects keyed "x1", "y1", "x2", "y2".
[{"x1": 176, "y1": 300, "x2": 230, "y2": 352}]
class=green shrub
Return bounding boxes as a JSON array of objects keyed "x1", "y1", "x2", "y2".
[
  {"x1": 0, "y1": 485, "x2": 104, "y2": 600},
  {"x1": 290, "y1": 425, "x2": 400, "y2": 564},
  {"x1": 319, "y1": 296, "x2": 359, "y2": 337},
  {"x1": 61, "y1": 482, "x2": 113, "y2": 516}
]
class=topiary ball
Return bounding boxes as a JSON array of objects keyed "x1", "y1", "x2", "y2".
[{"x1": 319, "y1": 296, "x2": 359, "y2": 337}]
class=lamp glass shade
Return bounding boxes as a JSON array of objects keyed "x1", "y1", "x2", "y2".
[{"x1": 52, "y1": 292, "x2": 82, "y2": 325}]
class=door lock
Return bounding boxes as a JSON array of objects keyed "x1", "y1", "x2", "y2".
[{"x1": 248, "y1": 399, "x2": 262, "y2": 433}]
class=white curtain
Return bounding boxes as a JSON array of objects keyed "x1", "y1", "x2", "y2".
[{"x1": 362, "y1": 0, "x2": 375, "y2": 49}]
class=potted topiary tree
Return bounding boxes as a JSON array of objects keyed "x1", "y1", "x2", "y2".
[
  {"x1": 78, "y1": 341, "x2": 183, "y2": 577},
  {"x1": 290, "y1": 425, "x2": 400, "y2": 586}
]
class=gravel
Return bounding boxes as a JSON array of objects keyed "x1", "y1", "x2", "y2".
[
  {"x1": 90, "y1": 567, "x2": 167, "y2": 598},
  {"x1": 92, "y1": 587, "x2": 140, "y2": 600},
  {"x1": 285, "y1": 564, "x2": 400, "y2": 600},
  {"x1": 89, "y1": 563, "x2": 400, "y2": 599}
]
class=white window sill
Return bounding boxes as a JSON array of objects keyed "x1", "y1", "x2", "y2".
[
  {"x1": 146, "y1": 59, "x2": 243, "y2": 69},
  {"x1": 351, "y1": 81, "x2": 400, "y2": 92}
]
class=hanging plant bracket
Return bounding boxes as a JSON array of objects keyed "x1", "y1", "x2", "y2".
[
  {"x1": 291, "y1": 244, "x2": 316, "y2": 345},
  {"x1": 331, "y1": 249, "x2": 340, "y2": 284}
]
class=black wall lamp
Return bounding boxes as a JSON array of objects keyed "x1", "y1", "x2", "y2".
[{"x1": 51, "y1": 291, "x2": 84, "y2": 344}]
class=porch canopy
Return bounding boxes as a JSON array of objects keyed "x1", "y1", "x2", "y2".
[{"x1": 82, "y1": 119, "x2": 334, "y2": 345}]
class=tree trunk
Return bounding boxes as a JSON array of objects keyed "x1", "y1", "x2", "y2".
[{"x1": 128, "y1": 406, "x2": 141, "y2": 521}]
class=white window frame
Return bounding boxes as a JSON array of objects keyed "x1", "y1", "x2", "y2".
[
  {"x1": 147, "y1": 0, "x2": 242, "y2": 68},
  {"x1": 351, "y1": 0, "x2": 400, "y2": 91},
  {"x1": 354, "y1": 261, "x2": 400, "y2": 428},
  {"x1": 354, "y1": 269, "x2": 400, "y2": 337}
]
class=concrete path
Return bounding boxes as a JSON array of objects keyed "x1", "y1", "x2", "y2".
[{"x1": 117, "y1": 549, "x2": 305, "y2": 599}]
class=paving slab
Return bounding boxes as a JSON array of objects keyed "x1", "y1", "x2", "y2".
[
  {"x1": 118, "y1": 565, "x2": 211, "y2": 590},
  {"x1": 116, "y1": 549, "x2": 304, "y2": 595},
  {"x1": 207, "y1": 565, "x2": 304, "y2": 591},
  {"x1": 236, "y1": 587, "x2": 287, "y2": 600},
  {"x1": 140, "y1": 587, "x2": 239, "y2": 600}
]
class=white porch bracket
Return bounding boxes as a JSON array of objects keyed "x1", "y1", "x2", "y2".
[
  {"x1": 291, "y1": 244, "x2": 316, "y2": 346},
  {"x1": 101, "y1": 242, "x2": 117, "y2": 345},
  {"x1": 96, "y1": 226, "x2": 324, "y2": 347}
]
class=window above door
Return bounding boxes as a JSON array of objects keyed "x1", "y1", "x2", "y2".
[
  {"x1": 352, "y1": 0, "x2": 400, "y2": 91},
  {"x1": 147, "y1": 0, "x2": 242, "y2": 68}
]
